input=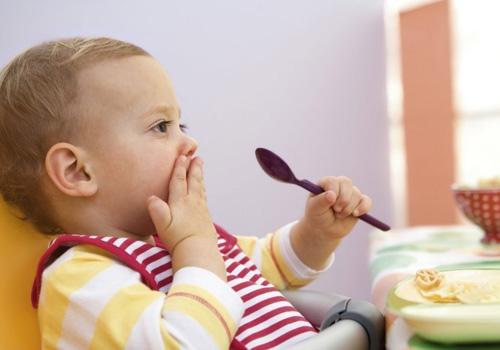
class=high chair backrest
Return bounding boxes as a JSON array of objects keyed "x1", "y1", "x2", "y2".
[{"x1": 0, "y1": 197, "x2": 49, "y2": 349}]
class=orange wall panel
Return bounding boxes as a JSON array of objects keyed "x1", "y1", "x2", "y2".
[{"x1": 400, "y1": 0, "x2": 458, "y2": 225}]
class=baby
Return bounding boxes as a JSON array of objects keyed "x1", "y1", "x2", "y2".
[{"x1": 0, "y1": 37, "x2": 372, "y2": 349}]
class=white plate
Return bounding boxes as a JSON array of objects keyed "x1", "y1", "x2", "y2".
[
  {"x1": 399, "y1": 304, "x2": 500, "y2": 344},
  {"x1": 388, "y1": 269, "x2": 500, "y2": 344}
]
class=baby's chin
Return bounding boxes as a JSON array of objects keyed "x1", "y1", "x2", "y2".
[
  {"x1": 137, "y1": 222, "x2": 158, "y2": 238},
  {"x1": 119, "y1": 216, "x2": 157, "y2": 239}
]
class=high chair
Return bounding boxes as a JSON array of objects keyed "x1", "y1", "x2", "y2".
[{"x1": 0, "y1": 197, "x2": 384, "y2": 350}]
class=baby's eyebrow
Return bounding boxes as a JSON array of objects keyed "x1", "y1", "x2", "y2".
[{"x1": 142, "y1": 105, "x2": 181, "y2": 119}]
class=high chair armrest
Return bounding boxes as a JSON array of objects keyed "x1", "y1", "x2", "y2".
[{"x1": 282, "y1": 290, "x2": 384, "y2": 350}]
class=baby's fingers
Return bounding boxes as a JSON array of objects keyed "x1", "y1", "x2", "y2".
[
  {"x1": 305, "y1": 190, "x2": 337, "y2": 217},
  {"x1": 147, "y1": 196, "x2": 172, "y2": 236},
  {"x1": 319, "y1": 176, "x2": 370, "y2": 218},
  {"x1": 187, "y1": 157, "x2": 206, "y2": 196},
  {"x1": 168, "y1": 155, "x2": 189, "y2": 202},
  {"x1": 353, "y1": 194, "x2": 372, "y2": 217},
  {"x1": 337, "y1": 186, "x2": 362, "y2": 218},
  {"x1": 331, "y1": 177, "x2": 353, "y2": 215}
]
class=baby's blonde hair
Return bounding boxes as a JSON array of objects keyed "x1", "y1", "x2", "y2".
[{"x1": 0, "y1": 37, "x2": 150, "y2": 234}]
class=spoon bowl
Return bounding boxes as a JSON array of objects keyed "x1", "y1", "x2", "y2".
[{"x1": 255, "y1": 148, "x2": 297, "y2": 183}]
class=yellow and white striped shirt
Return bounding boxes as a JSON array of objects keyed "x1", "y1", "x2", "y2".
[{"x1": 34, "y1": 222, "x2": 334, "y2": 349}]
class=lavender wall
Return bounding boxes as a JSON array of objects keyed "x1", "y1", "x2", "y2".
[{"x1": 0, "y1": 0, "x2": 391, "y2": 300}]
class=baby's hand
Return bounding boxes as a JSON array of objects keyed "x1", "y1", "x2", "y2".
[
  {"x1": 147, "y1": 155, "x2": 226, "y2": 280},
  {"x1": 147, "y1": 155, "x2": 218, "y2": 252},
  {"x1": 300, "y1": 176, "x2": 372, "y2": 241}
]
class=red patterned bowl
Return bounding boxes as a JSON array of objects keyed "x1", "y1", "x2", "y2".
[{"x1": 452, "y1": 186, "x2": 500, "y2": 244}]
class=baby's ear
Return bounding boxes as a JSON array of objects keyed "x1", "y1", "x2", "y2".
[{"x1": 45, "y1": 143, "x2": 97, "y2": 197}]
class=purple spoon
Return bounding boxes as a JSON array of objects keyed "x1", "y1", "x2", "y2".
[{"x1": 255, "y1": 148, "x2": 391, "y2": 231}]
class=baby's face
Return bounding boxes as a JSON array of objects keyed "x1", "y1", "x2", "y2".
[{"x1": 75, "y1": 55, "x2": 197, "y2": 236}]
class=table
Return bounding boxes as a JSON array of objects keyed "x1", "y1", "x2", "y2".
[{"x1": 369, "y1": 225, "x2": 500, "y2": 350}]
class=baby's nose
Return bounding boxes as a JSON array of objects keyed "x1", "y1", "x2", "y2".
[{"x1": 183, "y1": 135, "x2": 198, "y2": 157}]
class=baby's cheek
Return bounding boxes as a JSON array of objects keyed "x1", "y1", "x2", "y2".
[
  {"x1": 155, "y1": 168, "x2": 173, "y2": 200},
  {"x1": 141, "y1": 153, "x2": 176, "y2": 198}
]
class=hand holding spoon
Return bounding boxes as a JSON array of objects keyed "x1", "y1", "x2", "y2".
[{"x1": 255, "y1": 148, "x2": 390, "y2": 231}]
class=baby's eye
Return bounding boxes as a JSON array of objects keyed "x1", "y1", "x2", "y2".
[
  {"x1": 153, "y1": 121, "x2": 171, "y2": 133},
  {"x1": 180, "y1": 123, "x2": 188, "y2": 133}
]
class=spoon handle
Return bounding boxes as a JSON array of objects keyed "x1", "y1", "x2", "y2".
[
  {"x1": 298, "y1": 179, "x2": 324, "y2": 195},
  {"x1": 296, "y1": 179, "x2": 391, "y2": 231}
]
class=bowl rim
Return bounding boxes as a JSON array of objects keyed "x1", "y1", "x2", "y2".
[{"x1": 451, "y1": 184, "x2": 500, "y2": 192}]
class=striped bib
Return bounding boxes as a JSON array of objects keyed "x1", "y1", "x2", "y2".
[{"x1": 32, "y1": 225, "x2": 317, "y2": 349}]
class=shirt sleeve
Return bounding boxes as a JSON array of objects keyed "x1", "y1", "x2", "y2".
[
  {"x1": 38, "y1": 245, "x2": 243, "y2": 350},
  {"x1": 236, "y1": 221, "x2": 334, "y2": 290}
]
